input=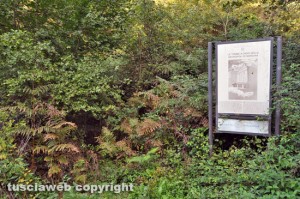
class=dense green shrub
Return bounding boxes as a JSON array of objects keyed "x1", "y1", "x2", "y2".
[
  {"x1": 0, "y1": 112, "x2": 40, "y2": 198},
  {"x1": 276, "y1": 63, "x2": 300, "y2": 133},
  {"x1": 124, "y1": 132, "x2": 300, "y2": 199},
  {"x1": 0, "y1": 0, "x2": 300, "y2": 198}
]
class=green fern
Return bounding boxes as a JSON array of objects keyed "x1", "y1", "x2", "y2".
[{"x1": 127, "y1": 147, "x2": 159, "y2": 164}]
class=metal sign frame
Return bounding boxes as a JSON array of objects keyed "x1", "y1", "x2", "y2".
[{"x1": 208, "y1": 37, "x2": 282, "y2": 156}]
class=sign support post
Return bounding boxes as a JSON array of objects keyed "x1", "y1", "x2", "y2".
[
  {"x1": 208, "y1": 42, "x2": 213, "y2": 156},
  {"x1": 275, "y1": 36, "x2": 282, "y2": 136}
]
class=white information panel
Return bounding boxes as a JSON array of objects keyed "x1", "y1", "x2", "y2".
[
  {"x1": 217, "y1": 40, "x2": 272, "y2": 115},
  {"x1": 216, "y1": 39, "x2": 272, "y2": 135}
]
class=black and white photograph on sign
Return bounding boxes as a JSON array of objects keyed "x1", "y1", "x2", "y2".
[{"x1": 228, "y1": 59, "x2": 257, "y2": 100}]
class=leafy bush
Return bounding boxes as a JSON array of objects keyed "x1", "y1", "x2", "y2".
[
  {"x1": 126, "y1": 132, "x2": 300, "y2": 199},
  {"x1": 0, "y1": 112, "x2": 40, "y2": 198},
  {"x1": 0, "y1": 0, "x2": 300, "y2": 198},
  {"x1": 276, "y1": 63, "x2": 300, "y2": 133}
]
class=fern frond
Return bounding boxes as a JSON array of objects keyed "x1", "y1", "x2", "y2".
[
  {"x1": 23, "y1": 85, "x2": 51, "y2": 96},
  {"x1": 116, "y1": 140, "x2": 135, "y2": 156},
  {"x1": 144, "y1": 92, "x2": 160, "y2": 108},
  {"x1": 156, "y1": 64, "x2": 172, "y2": 75},
  {"x1": 136, "y1": 119, "x2": 161, "y2": 136},
  {"x1": 151, "y1": 140, "x2": 163, "y2": 147},
  {"x1": 53, "y1": 121, "x2": 77, "y2": 129},
  {"x1": 47, "y1": 104, "x2": 64, "y2": 118},
  {"x1": 14, "y1": 126, "x2": 34, "y2": 136},
  {"x1": 48, "y1": 164, "x2": 62, "y2": 177},
  {"x1": 95, "y1": 136, "x2": 101, "y2": 144},
  {"x1": 128, "y1": 93, "x2": 146, "y2": 106},
  {"x1": 99, "y1": 142, "x2": 118, "y2": 155},
  {"x1": 129, "y1": 118, "x2": 139, "y2": 127},
  {"x1": 49, "y1": 143, "x2": 80, "y2": 153},
  {"x1": 2, "y1": 104, "x2": 33, "y2": 117},
  {"x1": 100, "y1": 127, "x2": 116, "y2": 142},
  {"x1": 127, "y1": 147, "x2": 158, "y2": 164},
  {"x1": 57, "y1": 155, "x2": 69, "y2": 165},
  {"x1": 120, "y1": 119, "x2": 133, "y2": 134},
  {"x1": 44, "y1": 156, "x2": 54, "y2": 162},
  {"x1": 36, "y1": 126, "x2": 55, "y2": 134},
  {"x1": 33, "y1": 145, "x2": 48, "y2": 154},
  {"x1": 183, "y1": 108, "x2": 202, "y2": 117},
  {"x1": 201, "y1": 117, "x2": 209, "y2": 127},
  {"x1": 44, "y1": 133, "x2": 59, "y2": 141},
  {"x1": 15, "y1": 126, "x2": 56, "y2": 136}
]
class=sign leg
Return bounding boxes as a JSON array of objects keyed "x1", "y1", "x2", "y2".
[
  {"x1": 208, "y1": 42, "x2": 214, "y2": 156},
  {"x1": 275, "y1": 36, "x2": 282, "y2": 136}
]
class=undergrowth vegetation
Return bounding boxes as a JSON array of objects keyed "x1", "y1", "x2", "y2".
[{"x1": 0, "y1": 0, "x2": 299, "y2": 198}]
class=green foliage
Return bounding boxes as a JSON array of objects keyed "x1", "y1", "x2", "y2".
[
  {"x1": 276, "y1": 63, "x2": 300, "y2": 133},
  {"x1": 127, "y1": 147, "x2": 159, "y2": 165},
  {"x1": 0, "y1": 30, "x2": 55, "y2": 105},
  {"x1": 0, "y1": 0, "x2": 300, "y2": 198},
  {"x1": 53, "y1": 55, "x2": 125, "y2": 118},
  {"x1": 187, "y1": 128, "x2": 209, "y2": 159},
  {"x1": 0, "y1": 112, "x2": 40, "y2": 198},
  {"x1": 126, "y1": 134, "x2": 300, "y2": 199}
]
